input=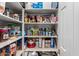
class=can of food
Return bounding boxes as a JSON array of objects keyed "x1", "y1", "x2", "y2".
[{"x1": 45, "y1": 40, "x2": 50, "y2": 48}]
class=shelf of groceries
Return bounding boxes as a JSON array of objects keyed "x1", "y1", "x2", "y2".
[
  {"x1": 24, "y1": 36, "x2": 58, "y2": 52},
  {"x1": 24, "y1": 2, "x2": 58, "y2": 56},
  {"x1": 24, "y1": 14, "x2": 58, "y2": 25},
  {"x1": 0, "y1": 2, "x2": 59, "y2": 56},
  {"x1": 0, "y1": 2, "x2": 23, "y2": 56}
]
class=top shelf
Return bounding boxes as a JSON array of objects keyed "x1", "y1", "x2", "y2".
[
  {"x1": 6, "y1": 2, "x2": 23, "y2": 11},
  {"x1": 25, "y1": 9, "x2": 58, "y2": 14}
]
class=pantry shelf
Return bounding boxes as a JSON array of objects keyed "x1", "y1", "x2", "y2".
[
  {"x1": 0, "y1": 36, "x2": 22, "y2": 49},
  {"x1": 24, "y1": 22, "x2": 58, "y2": 25},
  {"x1": 25, "y1": 9, "x2": 58, "y2": 14},
  {"x1": 0, "y1": 14, "x2": 22, "y2": 24},
  {"x1": 25, "y1": 48, "x2": 58, "y2": 52},
  {"x1": 24, "y1": 36, "x2": 57, "y2": 38},
  {"x1": 16, "y1": 50, "x2": 24, "y2": 56},
  {"x1": 6, "y1": 2, "x2": 23, "y2": 11}
]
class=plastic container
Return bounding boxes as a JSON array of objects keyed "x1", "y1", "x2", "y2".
[
  {"x1": 50, "y1": 14, "x2": 57, "y2": 23},
  {"x1": 12, "y1": 14, "x2": 19, "y2": 20},
  {"x1": 27, "y1": 39, "x2": 36, "y2": 48},
  {"x1": 0, "y1": 29, "x2": 9, "y2": 42}
]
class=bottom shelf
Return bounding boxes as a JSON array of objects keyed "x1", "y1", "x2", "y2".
[
  {"x1": 25, "y1": 48, "x2": 58, "y2": 52},
  {"x1": 16, "y1": 50, "x2": 24, "y2": 56}
]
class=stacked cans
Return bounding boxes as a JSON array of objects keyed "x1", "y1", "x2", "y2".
[{"x1": 27, "y1": 38, "x2": 56, "y2": 48}]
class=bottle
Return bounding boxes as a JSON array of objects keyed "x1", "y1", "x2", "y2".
[
  {"x1": 36, "y1": 39, "x2": 39, "y2": 48},
  {"x1": 46, "y1": 28, "x2": 48, "y2": 36},
  {"x1": 49, "y1": 32, "x2": 52, "y2": 36},
  {"x1": 50, "y1": 38, "x2": 55, "y2": 48},
  {"x1": 39, "y1": 28, "x2": 43, "y2": 36},
  {"x1": 45, "y1": 40, "x2": 48, "y2": 48},
  {"x1": 42, "y1": 28, "x2": 45, "y2": 36},
  {"x1": 48, "y1": 40, "x2": 51, "y2": 48},
  {"x1": 28, "y1": 27, "x2": 32, "y2": 36},
  {"x1": 39, "y1": 38, "x2": 42, "y2": 48},
  {"x1": 42, "y1": 39, "x2": 45, "y2": 48},
  {"x1": 24, "y1": 38, "x2": 27, "y2": 49},
  {"x1": 43, "y1": 28, "x2": 46, "y2": 36}
]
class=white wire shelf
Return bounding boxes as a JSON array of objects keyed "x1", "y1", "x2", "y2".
[
  {"x1": 25, "y1": 48, "x2": 58, "y2": 52},
  {"x1": 24, "y1": 22, "x2": 58, "y2": 25},
  {"x1": 24, "y1": 36, "x2": 57, "y2": 38},
  {"x1": 0, "y1": 14, "x2": 22, "y2": 24},
  {"x1": 0, "y1": 36, "x2": 22, "y2": 49},
  {"x1": 25, "y1": 9, "x2": 58, "y2": 14}
]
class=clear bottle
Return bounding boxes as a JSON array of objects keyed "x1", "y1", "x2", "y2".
[
  {"x1": 35, "y1": 39, "x2": 39, "y2": 48},
  {"x1": 38, "y1": 38, "x2": 42, "y2": 48}
]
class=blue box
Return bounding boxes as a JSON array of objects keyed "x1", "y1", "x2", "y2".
[{"x1": 31, "y1": 2, "x2": 43, "y2": 9}]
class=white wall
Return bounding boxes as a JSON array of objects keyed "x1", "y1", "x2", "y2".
[
  {"x1": 58, "y1": 2, "x2": 74, "y2": 56},
  {"x1": 59, "y1": 2, "x2": 79, "y2": 56},
  {"x1": 73, "y1": 2, "x2": 79, "y2": 56}
]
